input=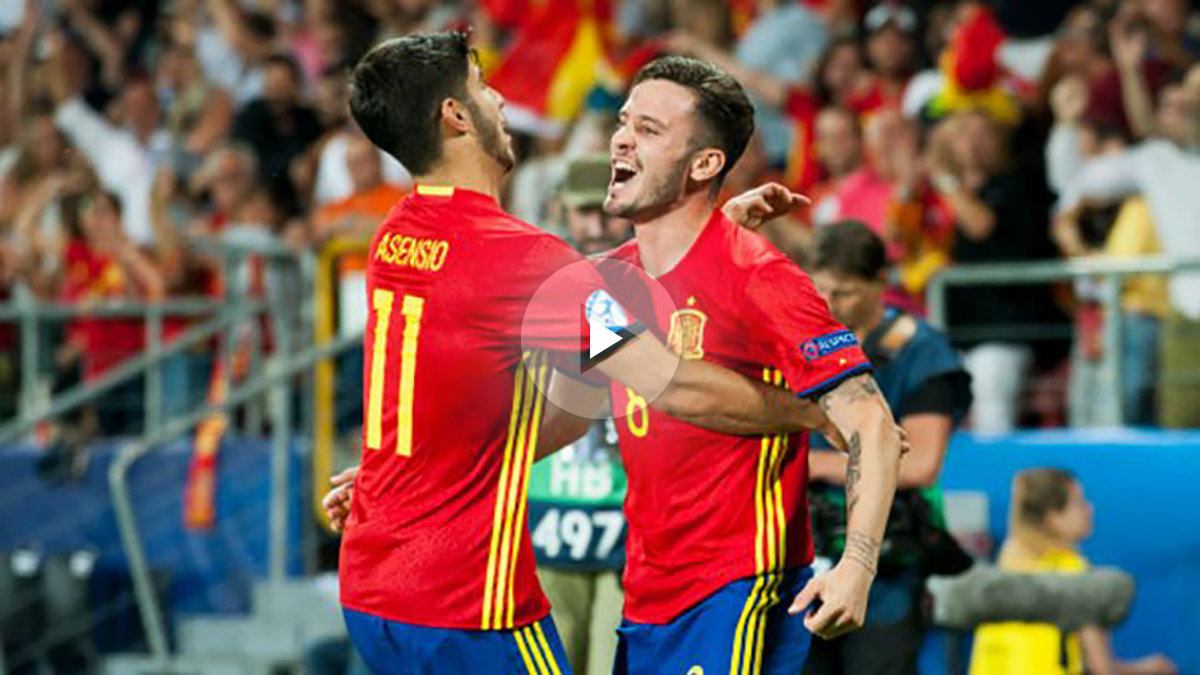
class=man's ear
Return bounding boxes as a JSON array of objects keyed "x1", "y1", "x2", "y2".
[
  {"x1": 689, "y1": 148, "x2": 726, "y2": 183},
  {"x1": 441, "y1": 98, "x2": 472, "y2": 135}
]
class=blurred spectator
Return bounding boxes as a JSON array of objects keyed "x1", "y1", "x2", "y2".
[
  {"x1": 309, "y1": 132, "x2": 408, "y2": 244},
  {"x1": 48, "y1": 50, "x2": 172, "y2": 245},
  {"x1": 877, "y1": 116, "x2": 957, "y2": 302},
  {"x1": 729, "y1": 0, "x2": 829, "y2": 166},
  {"x1": 0, "y1": 114, "x2": 92, "y2": 237},
  {"x1": 154, "y1": 40, "x2": 234, "y2": 180},
  {"x1": 9, "y1": 167, "x2": 94, "y2": 299},
  {"x1": 192, "y1": 0, "x2": 278, "y2": 107},
  {"x1": 668, "y1": 33, "x2": 877, "y2": 193},
  {"x1": 806, "y1": 220, "x2": 972, "y2": 675},
  {"x1": 232, "y1": 53, "x2": 323, "y2": 215},
  {"x1": 1034, "y1": 5, "x2": 1112, "y2": 122},
  {"x1": 560, "y1": 153, "x2": 633, "y2": 255},
  {"x1": 930, "y1": 110, "x2": 1042, "y2": 433},
  {"x1": 1056, "y1": 195, "x2": 1167, "y2": 428},
  {"x1": 809, "y1": 107, "x2": 865, "y2": 225},
  {"x1": 188, "y1": 143, "x2": 259, "y2": 234},
  {"x1": 1139, "y1": 0, "x2": 1197, "y2": 68},
  {"x1": 58, "y1": 189, "x2": 165, "y2": 436},
  {"x1": 1049, "y1": 107, "x2": 1166, "y2": 427},
  {"x1": 305, "y1": 65, "x2": 410, "y2": 209},
  {"x1": 970, "y1": 468, "x2": 1177, "y2": 675},
  {"x1": 291, "y1": 1, "x2": 377, "y2": 84},
  {"x1": 1054, "y1": 60, "x2": 1200, "y2": 428},
  {"x1": 817, "y1": 110, "x2": 901, "y2": 233},
  {"x1": 861, "y1": 2, "x2": 920, "y2": 109}
]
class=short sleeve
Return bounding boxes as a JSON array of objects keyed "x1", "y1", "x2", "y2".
[{"x1": 744, "y1": 260, "x2": 872, "y2": 399}]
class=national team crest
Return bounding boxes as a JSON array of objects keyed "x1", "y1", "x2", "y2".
[{"x1": 667, "y1": 308, "x2": 707, "y2": 360}]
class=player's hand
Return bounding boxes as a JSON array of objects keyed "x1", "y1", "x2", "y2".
[
  {"x1": 323, "y1": 465, "x2": 359, "y2": 533},
  {"x1": 723, "y1": 183, "x2": 810, "y2": 230},
  {"x1": 789, "y1": 559, "x2": 874, "y2": 640}
]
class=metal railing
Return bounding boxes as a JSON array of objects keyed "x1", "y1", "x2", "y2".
[
  {"x1": 0, "y1": 238, "x2": 304, "y2": 441},
  {"x1": 0, "y1": 237, "x2": 369, "y2": 668},
  {"x1": 927, "y1": 255, "x2": 1200, "y2": 427},
  {"x1": 109, "y1": 330, "x2": 361, "y2": 663}
]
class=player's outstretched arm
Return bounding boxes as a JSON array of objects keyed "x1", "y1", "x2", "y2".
[
  {"x1": 594, "y1": 331, "x2": 839, "y2": 438},
  {"x1": 534, "y1": 369, "x2": 608, "y2": 461},
  {"x1": 789, "y1": 373, "x2": 903, "y2": 639}
]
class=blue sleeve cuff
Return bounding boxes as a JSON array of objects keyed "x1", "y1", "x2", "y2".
[{"x1": 795, "y1": 363, "x2": 874, "y2": 400}]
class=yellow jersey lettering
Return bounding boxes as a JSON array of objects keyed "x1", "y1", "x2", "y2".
[
  {"x1": 394, "y1": 235, "x2": 410, "y2": 264},
  {"x1": 430, "y1": 241, "x2": 449, "y2": 271},
  {"x1": 374, "y1": 235, "x2": 451, "y2": 272},
  {"x1": 375, "y1": 233, "x2": 393, "y2": 262},
  {"x1": 413, "y1": 240, "x2": 428, "y2": 269}
]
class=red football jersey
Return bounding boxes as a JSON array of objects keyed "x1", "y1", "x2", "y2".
[
  {"x1": 605, "y1": 211, "x2": 871, "y2": 624},
  {"x1": 339, "y1": 186, "x2": 606, "y2": 630}
]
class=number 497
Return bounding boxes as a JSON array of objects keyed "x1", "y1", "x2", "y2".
[{"x1": 532, "y1": 509, "x2": 624, "y2": 560}]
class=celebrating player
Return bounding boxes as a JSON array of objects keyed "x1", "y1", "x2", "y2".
[
  {"x1": 543, "y1": 56, "x2": 904, "y2": 673},
  {"x1": 336, "y1": 33, "x2": 845, "y2": 674}
]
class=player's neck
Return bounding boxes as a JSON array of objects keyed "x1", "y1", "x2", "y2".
[
  {"x1": 416, "y1": 152, "x2": 506, "y2": 202},
  {"x1": 633, "y1": 192, "x2": 716, "y2": 277}
]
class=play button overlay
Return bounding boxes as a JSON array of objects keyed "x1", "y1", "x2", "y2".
[
  {"x1": 582, "y1": 289, "x2": 646, "y2": 372},
  {"x1": 521, "y1": 258, "x2": 679, "y2": 419}
]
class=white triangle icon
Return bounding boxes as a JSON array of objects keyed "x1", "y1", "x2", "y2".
[{"x1": 589, "y1": 318, "x2": 625, "y2": 359}]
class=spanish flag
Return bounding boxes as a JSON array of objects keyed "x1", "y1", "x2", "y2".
[{"x1": 487, "y1": 0, "x2": 613, "y2": 124}]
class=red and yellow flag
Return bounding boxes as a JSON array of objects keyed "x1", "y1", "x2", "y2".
[{"x1": 488, "y1": 0, "x2": 614, "y2": 122}]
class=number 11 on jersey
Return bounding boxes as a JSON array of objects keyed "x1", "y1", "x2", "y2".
[{"x1": 366, "y1": 288, "x2": 425, "y2": 456}]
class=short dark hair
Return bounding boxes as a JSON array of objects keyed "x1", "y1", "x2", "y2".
[
  {"x1": 244, "y1": 11, "x2": 277, "y2": 42},
  {"x1": 631, "y1": 56, "x2": 755, "y2": 181},
  {"x1": 264, "y1": 53, "x2": 303, "y2": 82},
  {"x1": 350, "y1": 32, "x2": 475, "y2": 172},
  {"x1": 811, "y1": 220, "x2": 887, "y2": 281},
  {"x1": 349, "y1": 32, "x2": 473, "y2": 175}
]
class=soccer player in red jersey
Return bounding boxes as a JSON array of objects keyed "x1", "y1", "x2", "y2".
[
  {"x1": 541, "y1": 57, "x2": 906, "y2": 674},
  {"x1": 336, "y1": 33, "x2": 843, "y2": 674}
]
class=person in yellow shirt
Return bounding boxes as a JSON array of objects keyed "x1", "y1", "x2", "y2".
[
  {"x1": 1054, "y1": 196, "x2": 1168, "y2": 426},
  {"x1": 969, "y1": 468, "x2": 1175, "y2": 675}
]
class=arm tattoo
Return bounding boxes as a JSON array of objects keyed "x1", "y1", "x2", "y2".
[
  {"x1": 817, "y1": 374, "x2": 881, "y2": 415},
  {"x1": 845, "y1": 431, "x2": 862, "y2": 514},
  {"x1": 844, "y1": 531, "x2": 880, "y2": 576}
]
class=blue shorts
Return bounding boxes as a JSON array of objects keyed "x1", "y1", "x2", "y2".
[
  {"x1": 614, "y1": 567, "x2": 814, "y2": 675},
  {"x1": 344, "y1": 608, "x2": 572, "y2": 674}
]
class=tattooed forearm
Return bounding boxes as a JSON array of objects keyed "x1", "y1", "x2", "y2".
[
  {"x1": 845, "y1": 431, "x2": 862, "y2": 513},
  {"x1": 844, "y1": 531, "x2": 880, "y2": 576},
  {"x1": 817, "y1": 374, "x2": 881, "y2": 414}
]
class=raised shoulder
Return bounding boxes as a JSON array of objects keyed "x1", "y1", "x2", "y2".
[{"x1": 719, "y1": 213, "x2": 796, "y2": 274}]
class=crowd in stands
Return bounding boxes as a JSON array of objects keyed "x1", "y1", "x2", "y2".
[{"x1": 1, "y1": 0, "x2": 1199, "y2": 436}]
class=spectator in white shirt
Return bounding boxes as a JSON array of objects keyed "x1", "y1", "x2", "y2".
[{"x1": 52, "y1": 72, "x2": 172, "y2": 245}]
